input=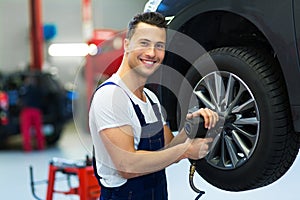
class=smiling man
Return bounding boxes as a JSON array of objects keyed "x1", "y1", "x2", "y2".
[{"x1": 89, "y1": 12, "x2": 218, "y2": 200}]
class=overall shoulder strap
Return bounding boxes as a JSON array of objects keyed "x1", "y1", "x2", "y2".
[
  {"x1": 92, "y1": 81, "x2": 134, "y2": 104},
  {"x1": 144, "y1": 90, "x2": 155, "y2": 105}
]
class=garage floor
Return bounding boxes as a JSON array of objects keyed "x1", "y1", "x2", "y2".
[{"x1": 0, "y1": 121, "x2": 299, "y2": 200}]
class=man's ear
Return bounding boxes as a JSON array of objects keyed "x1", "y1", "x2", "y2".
[{"x1": 124, "y1": 38, "x2": 129, "y2": 53}]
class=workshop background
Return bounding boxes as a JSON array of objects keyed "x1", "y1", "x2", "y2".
[{"x1": 0, "y1": 0, "x2": 300, "y2": 200}]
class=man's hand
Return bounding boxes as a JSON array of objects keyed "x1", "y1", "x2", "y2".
[
  {"x1": 184, "y1": 137, "x2": 213, "y2": 160},
  {"x1": 183, "y1": 107, "x2": 219, "y2": 160},
  {"x1": 186, "y1": 108, "x2": 219, "y2": 129}
]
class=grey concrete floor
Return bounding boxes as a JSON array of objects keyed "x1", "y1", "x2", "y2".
[{"x1": 0, "y1": 121, "x2": 299, "y2": 200}]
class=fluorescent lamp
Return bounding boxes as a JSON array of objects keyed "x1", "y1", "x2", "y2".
[{"x1": 48, "y1": 43, "x2": 90, "y2": 57}]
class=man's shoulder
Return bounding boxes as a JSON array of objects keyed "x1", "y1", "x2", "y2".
[{"x1": 94, "y1": 83, "x2": 127, "y2": 100}]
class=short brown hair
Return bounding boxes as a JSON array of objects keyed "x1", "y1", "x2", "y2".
[{"x1": 126, "y1": 12, "x2": 167, "y2": 39}]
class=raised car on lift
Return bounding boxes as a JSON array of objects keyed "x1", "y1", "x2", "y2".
[{"x1": 144, "y1": 0, "x2": 300, "y2": 192}]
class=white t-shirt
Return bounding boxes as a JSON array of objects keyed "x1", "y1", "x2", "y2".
[{"x1": 89, "y1": 74, "x2": 166, "y2": 187}]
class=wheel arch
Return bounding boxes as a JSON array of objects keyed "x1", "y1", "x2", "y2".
[
  {"x1": 162, "y1": 5, "x2": 300, "y2": 131},
  {"x1": 167, "y1": 9, "x2": 278, "y2": 78}
]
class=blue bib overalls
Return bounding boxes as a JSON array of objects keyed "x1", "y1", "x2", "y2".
[{"x1": 92, "y1": 82, "x2": 168, "y2": 200}]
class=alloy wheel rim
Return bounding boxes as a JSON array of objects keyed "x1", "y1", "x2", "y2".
[{"x1": 193, "y1": 71, "x2": 260, "y2": 170}]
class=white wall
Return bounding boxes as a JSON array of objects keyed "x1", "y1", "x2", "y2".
[
  {"x1": 0, "y1": 0, "x2": 30, "y2": 72},
  {"x1": 0, "y1": 0, "x2": 147, "y2": 83}
]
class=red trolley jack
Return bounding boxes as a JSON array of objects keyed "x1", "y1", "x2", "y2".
[{"x1": 30, "y1": 156, "x2": 101, "y2": 200}]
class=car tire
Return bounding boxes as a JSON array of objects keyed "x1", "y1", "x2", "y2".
[{"x1": 184, "y1": 47, "x2": 300, "y2": 191}]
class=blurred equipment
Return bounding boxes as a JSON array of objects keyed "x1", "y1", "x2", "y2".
[
  {"x1": 0, "y1": 71, "x2": 73, "y2": 147},
  {"x1": 0, "y1": 90, "x2": 9, "y2": 125},
  {"x1": 19, "y1": 73, "x2": 45, "y2": 151},
  {"x1": 85, "y1": 29, "x2": 125, "y2": 105},
  {"x1": 30, "y1": 156, "x2": 101, "y2": 200}
]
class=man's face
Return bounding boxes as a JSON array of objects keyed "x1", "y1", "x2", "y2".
[{"x1": 124, "y1": 22, "x2": 166, "y2": 78}]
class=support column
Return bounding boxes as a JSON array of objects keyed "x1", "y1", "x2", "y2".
[{"x1": 29, "y1": 0, "x2": 43, "y2": 71}]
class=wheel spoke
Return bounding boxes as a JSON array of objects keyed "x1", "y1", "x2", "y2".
[
  {"x1": 204, "y1": 76, "x2": 218, "y2": 107},
  {"x1": 220, "y1": 135, "x2": 227, "y2": 167},
  {"x1": 232, "y1": 98, "x2": 255, "y2": 113},
  {"x1": 227, "y1": 82, "x2": 247, "y2": 112},
  {"x1": 213, "y1": 72, "x2": 224, "y2": 107},
  {"x1": 232, "y1": 124, "x2": 257, "y2": 146},
  {"x1": 224, "y1": 135, "x2": 239, "y2": 167},
  {"x1": 231, "y1": 130, "x2": 251, "y2": 158},
  {"x1": 235, "y1": 117, "x2": 259, "y2": 125},
  {"x1": 193, "y1": 90, "x2": 216, "y2": 110},
  {"x1": 222, "y1": 74, "x2": 235, "y2": 109}
]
